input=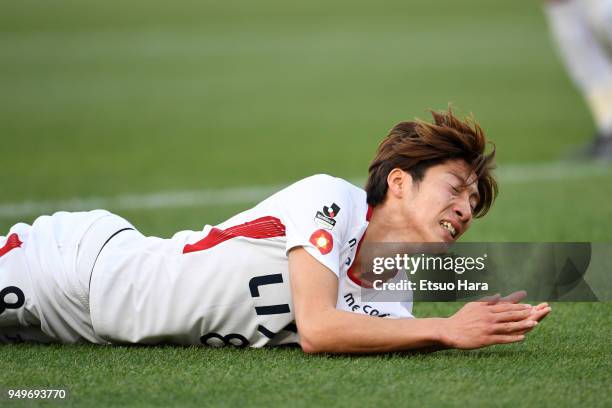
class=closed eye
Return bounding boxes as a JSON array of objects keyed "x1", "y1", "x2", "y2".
[{"x1": 449, "y1": 184, "x2": 461, "y2": 194}]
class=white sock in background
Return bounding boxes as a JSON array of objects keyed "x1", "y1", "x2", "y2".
[
  {"x1": 585, "y1": 0, "x2": 612, "y2": 52},
  {"x1": 545, "y1": 0, "x2": 612, "y2": 137}
]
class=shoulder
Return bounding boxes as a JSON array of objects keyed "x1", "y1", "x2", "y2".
[
  {"x1": 284, "y1": 174, "x2": 364, "y2": 200},
  {"x1": 276, "y1": 174, "x2": 368, "y2": 233}
]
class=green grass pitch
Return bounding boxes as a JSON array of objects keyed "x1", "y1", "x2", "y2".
[{"x1": 1, "y1": 1, "x2": 611, "y2": 406}]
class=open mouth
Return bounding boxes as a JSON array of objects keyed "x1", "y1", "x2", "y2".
[{"x1": 440, "y1": 220, "x2": 457, "y2": 238}]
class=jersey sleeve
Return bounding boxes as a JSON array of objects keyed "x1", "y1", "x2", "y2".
[{"x1": 278, "y1": 175, "x2": 353, "y2": 278}]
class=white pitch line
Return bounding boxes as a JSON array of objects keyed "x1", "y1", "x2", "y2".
[
  {"x1": 0, "y1": 162, "x2": 610, "y2": 219},
  {"x1": 0, "y1": 185, "x2": 285, "y2": 219},
  {"x1": 496, "y1": 161, "x2": 610, "y2": 183}
]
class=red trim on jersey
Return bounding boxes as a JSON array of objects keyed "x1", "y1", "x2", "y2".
[
  {"x1": 0, "y1": 233, "x2": 23, "y2": 258},
  {"x1": 183, "y1": 216, "x2": 286, "y2": 254},
  {"x1": 347, "y1": 237, "x2": 370, "y2": 288},
  {"x1": 347, "y1": 205, "x2": 374, "y2": 288}
]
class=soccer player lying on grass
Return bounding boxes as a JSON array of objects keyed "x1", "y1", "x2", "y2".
[{"x1": 0, "y1": 108, "x2": 551, "y2": 352}]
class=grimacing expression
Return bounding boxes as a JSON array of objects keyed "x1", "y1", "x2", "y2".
[{"x1": 400, "y1": 159, "x2": 480, "y2": 243}]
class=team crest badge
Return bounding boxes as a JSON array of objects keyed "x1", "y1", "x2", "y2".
[
  {"x1": 309, "y1": 229, "x2": 333, "y2": 255},
  {"x1": 314, "y1": 203, "x2": 341, "y2": 230}
]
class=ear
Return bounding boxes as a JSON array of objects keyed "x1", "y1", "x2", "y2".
[{"x1": 386, "y1": 168, "x2": 410, "y2": 199}]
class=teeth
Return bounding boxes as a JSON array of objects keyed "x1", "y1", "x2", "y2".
[{"x1": 440, "y1": 221, "x2": 456, "y2": 237}]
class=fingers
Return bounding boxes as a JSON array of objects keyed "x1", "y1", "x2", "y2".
[
  {"x1": 492, "y1": 302, "x2": 551, "y2": 324},
  {"x1": 530, "y1": 306, "x2": 552, "y2": 322},
  {"x1": 502, "y1": 305, "x2": 552, "y2": 335},
  {"x1": 493, "y1": 319, "x2": 538, "y2": 334},
  {"x1": 480, "y1": 291, "x2": 526, "y2": 304},
  {"x1": 499, "y1": 290, "x2": 527, "y2": 304},
  {"x1": 491, "y1": 334, "x2": 525, "y2": 344},
  {"x1": 489, "y1": 303, "x2": 532, "y2": 313},
  {"x1": 493, "y1": 309, "x2": 533, "y2": 322},
  {"x1": 481, "y1": 293, "x2": 501, "y2": 304}
]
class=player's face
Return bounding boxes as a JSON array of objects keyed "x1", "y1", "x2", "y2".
[{"x1": 400, "y1": 159, "x2": 480, "y2": 243}]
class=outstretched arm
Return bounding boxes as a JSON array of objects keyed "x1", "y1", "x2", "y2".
[{"x1": 289, "y1": 248, "x2": 549, "y2": 354}]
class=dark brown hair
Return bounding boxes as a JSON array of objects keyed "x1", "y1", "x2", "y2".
[{"x1": 365, "y1": 107, "x2": 497, "y2": 218}]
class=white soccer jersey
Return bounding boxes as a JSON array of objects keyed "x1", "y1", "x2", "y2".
[
  {"x1": 0, "y1": 175, "x2": 413, "y2": 346},
  {"x1": 89, "y1": 174, "x2": 413, "y2": 347}
]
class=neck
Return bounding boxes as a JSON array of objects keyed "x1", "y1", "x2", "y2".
[{"x1": 364, "y1": 202, "x2": 421, "y2": 243}]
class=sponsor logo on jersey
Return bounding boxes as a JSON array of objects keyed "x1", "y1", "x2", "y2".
[
  {"x1": 343, "y1": 293, "x2": 390, "y2": 317},
  {"x1": 309, "y1": 229, "x2": 333, "y2": 255},
  {"x1": 314, "y1": 203, "x2": 341, "y2": 230}
]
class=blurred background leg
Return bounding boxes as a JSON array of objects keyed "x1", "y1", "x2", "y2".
[{"x1": 544, "y1": 0, "x2": 612, "y2": 160}]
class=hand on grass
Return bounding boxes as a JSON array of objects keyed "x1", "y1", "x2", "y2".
[
  {"x1": 441, "y1": 302, "x2": 538, "y2": 349},
  {"x1": 484, "y1": 291, "x2": 552, "y2": 333}
]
